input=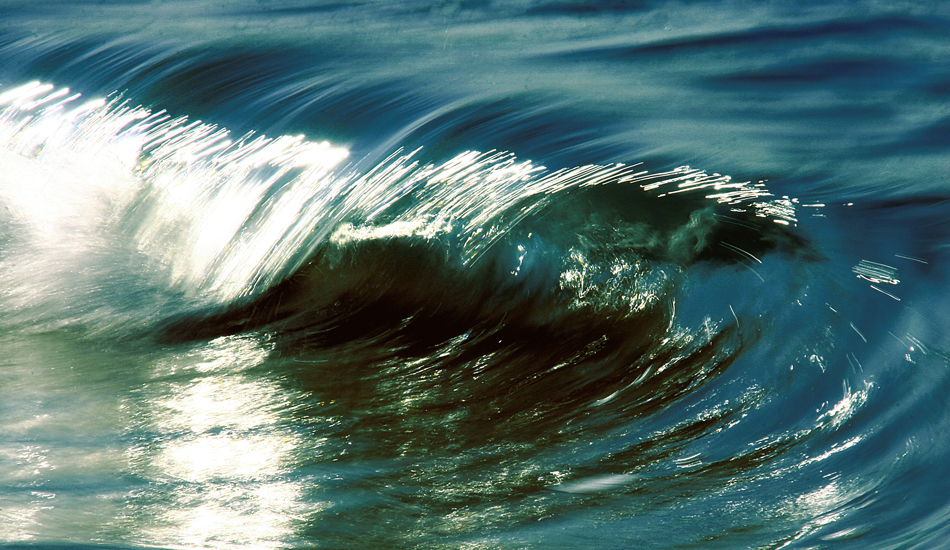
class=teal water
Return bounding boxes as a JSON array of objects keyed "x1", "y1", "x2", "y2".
[{"x1": 1, "y1": 1, "x2": 950, "y2": 548}]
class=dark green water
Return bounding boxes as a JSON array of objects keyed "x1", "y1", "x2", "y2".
[{"x1": 1, "y1": 1, "x2": 950, "y2": 548}]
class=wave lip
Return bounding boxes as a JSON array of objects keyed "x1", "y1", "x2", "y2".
[{"x1": 1, "y1": 81, "x2": 808, "y2": 340}]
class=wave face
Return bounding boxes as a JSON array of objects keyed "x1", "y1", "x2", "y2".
[{"x1": 1, "y1": 2, "x2": 950, "y2": 549}]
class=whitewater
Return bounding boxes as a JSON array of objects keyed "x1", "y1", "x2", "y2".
[{"x1": 1, "y1": 1, "x2": 949, "y2": 549}]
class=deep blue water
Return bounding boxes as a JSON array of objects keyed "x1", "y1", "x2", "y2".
[{"x1": 1, "y1": 1, "x2": 950, "y2": 548}]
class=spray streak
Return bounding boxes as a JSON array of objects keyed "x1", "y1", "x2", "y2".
[{"x1": 1, "y1": 82, "x2": 800, "y2": 308}]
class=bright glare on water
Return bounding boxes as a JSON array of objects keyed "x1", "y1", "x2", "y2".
[{"x1": 1, "y1": 1, "x2": 950, "y2": 549}]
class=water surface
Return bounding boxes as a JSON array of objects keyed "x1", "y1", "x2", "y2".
[{"x1": 1, "y1": 1, "x2": 950, "y2": 548}]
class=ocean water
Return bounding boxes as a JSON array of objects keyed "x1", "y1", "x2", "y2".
[{"x1": 1, "y1": 1, "x2": 949, "y2": 548}]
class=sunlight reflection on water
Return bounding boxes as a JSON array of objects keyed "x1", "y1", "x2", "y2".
[{"x1": 126, "y1": 335, "x2": 325, "y2": 549}]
